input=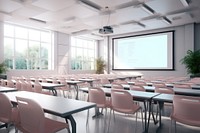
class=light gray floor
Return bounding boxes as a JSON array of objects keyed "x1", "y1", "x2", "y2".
[{"x1": 1, "y1": 92, "x2": 200, "y2": 133}]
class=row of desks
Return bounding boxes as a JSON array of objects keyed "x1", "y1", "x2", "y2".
[
  {"x1": 79, "y1": 87, "x2": 200, "y2": 133},
  {"x1": 0, "y1": 88, "x2": 96, "y2": 133}
]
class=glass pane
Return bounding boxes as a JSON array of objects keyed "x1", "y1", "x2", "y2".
[
  {"x1": 76, "y1": 38, "x2": 83, "y2": 47},
  {"x1": 41, "y1": 43, "x2": 49, "y2": 58},
  {"x1": 29, "y1": 41, "x2": 40, "y2": 59},
  {"x1": 15, "y1": 39, "x2": 28, "y2": 58},
  {"x1": 15, "y1": 58, "x2": 27, "y2": 69},
  {"x1": 71, "y1": 37, "x2": 76, "y2": 46},
  {"x1": 41, "y1": 31, "x2": 51, "y2": 42},
  {"x1": 71, "y1": 47, "x2": 76, "y2": 58},
  {"x1": 4, "y1": 38, "x2": 14, "y2": 57},
  {"x1": 29, "y1": 29, "x2": 40, "y2": 41},
  {"x1": 4, "y1": 25, "x2": 14, "y2": 37},
  {"x1": 15, "y1": 27, "x2": 28, "y2": 39},
  {"x1": 4, "y1": 58, "x2": 13, "y2": 69},
  {"x1": 28, "y1": 59, "x2": 40, "y2": 69},
  {"x1": 41, "y1": 59, "x2": 48, "y2": 69}
]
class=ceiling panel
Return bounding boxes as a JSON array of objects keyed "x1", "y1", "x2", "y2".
[
  {"x1": 12, "y1": 5, "x2": 47, "y2": 18},
  {"x1": 32, "y1": 0, "x2": 76, "y2": 11},
  {"x1": 86, "y1": 0, "x2": 133, "y2": 9},
  {"x1": 146, "y1": 0, "x2": 185, "y2": 15},
  {"x1": 0, "y1": 0, "x2": 22, "y2": 13}
]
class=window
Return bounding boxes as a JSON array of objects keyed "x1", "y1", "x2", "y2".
[
  {"x1": 4, "y1": 24, "x2": 53, "y2": 70},
  {"x1": 71, "y1": 37, "x2": 97, "y2": 70}
]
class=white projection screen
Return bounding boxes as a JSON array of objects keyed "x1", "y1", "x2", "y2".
[{"x1": 112, "y1": 31, "x2": 174, "y2": 70}]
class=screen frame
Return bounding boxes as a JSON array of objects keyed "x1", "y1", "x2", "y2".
[{"x1": 112, "y1": 31, "x2": 175, "y2": 71}]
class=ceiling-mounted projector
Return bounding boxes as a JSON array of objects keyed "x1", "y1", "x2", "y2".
[{"x1": 99, "y1": 26, "x2": 113, "y2": 34}]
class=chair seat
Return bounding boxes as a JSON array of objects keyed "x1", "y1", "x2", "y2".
[
  {"x1": 44, "y1": 118, "x2": 69, "y2": 133},
  {"x1": 113, "y1": 104, "x2": 141, "y2": 114},
  {"x1": 171, "y1": 115, "x2": 200, "y2": 127}
]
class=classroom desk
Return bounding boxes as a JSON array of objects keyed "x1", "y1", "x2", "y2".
[
  {"x1": 143, "y1": 86, "x2": 200, "y2": 96},
  {"x1": 39, "y1": 82, "x2": 65, "y2": 96},
  {"x1": 79, "y1": 78, "x2": 99, "y2": 87},
  {"x1": 0, "y1": 86, "x2": 17, "y2": 92},
  {"x1": 103, "y1": 84, "x2": 200, "y2": 96},
  {"x1": 4, "y1": 91, "x2": 96, "y2": 133},
  {"x1": 66, "y1": 80, "x2": 83, "y2": 100},
  {"x1": 80, "y1": 87, "x2": 159, "y2": 133}
]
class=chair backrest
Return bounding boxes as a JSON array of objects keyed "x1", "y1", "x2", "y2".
[
  {"x1": 130, "y1": 85, "x2": 145, "y2": 91},
  {"x1": 111, "y1": 83, "x2": 124, "y2": 90},
  {"x1": 0, "y1": 79, "x2": 6, "y2": 86},
  {"x1": 155, "y1": 87, "x2": 174, "y2": 94},
  {"x1": 21, "y1": 81, "x2": 33, "y2": 92},
  {"x1": 134, "y1": 81, "x2": 147, "y2": 86},
  {"x1": 0, "y1": 93, "x2": 13, "y2": 123},
  {"x1": 15, "y1": 81, "x2": 22, "y2": 91},
  {"x1": 34, "y1": 83, "x2": 43, "y2": 93},
  {"x1": 101, "y1": 78, "x2": 110, "y2": 84},
  {"x1": 88, "y1": 87, "x2": 106, "y2": 107},
  {"x1": 111, "y1": 89, "x2": 137, "y2": 113},
  {"x1": 16, "y1": 97, "x2": 45, "y2": 133},
  {"x1": 6, "y1": 80, "x2": 15, "y2": 88},
  {"x1": 173, "y1": 83, "x2": 191, "y2": 89},
  {"x1": 172, "y1": 95, "x2": 200, "y2": 126},
  {"x1": 153, "y1": 82, "x2": 167, "y2": 88}
]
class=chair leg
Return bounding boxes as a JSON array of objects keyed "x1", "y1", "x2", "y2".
[
  {"x1": 107, "y1": 109, "x2": 112, "y2": 133},
  {"x1": 86, "y1": 109, "x2": 89, "y2": 126},
  {"x1": 174, "y1": 121, "x2": 177, "y2": 133},
  {"x1": 135, "y1": 112, "x2": 138, "y2": 133},
  {"x1": 140, "y1": 108, "x2": 144, "y2": 130},
  {"x1": 169, "y1": 119, "x2": 172, "y2": 133}
]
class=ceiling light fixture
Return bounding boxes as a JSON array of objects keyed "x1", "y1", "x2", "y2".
[
  {"x1": 158, "y1": 16, "x2": 172, "y2": 24},
  {"x1": 78, "y1": 0, "x2": 101, "y2": 11},
  {"x1": 141, "y1": 4, "x2": 155, "y2": 15},
  {"x1": 99, "y1": 7, "x2": 113, "y2": 34}
]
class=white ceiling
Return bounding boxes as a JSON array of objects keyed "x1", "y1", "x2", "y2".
[{"x1": 0, "y1": 0, "x2": 200, "y2": 40}]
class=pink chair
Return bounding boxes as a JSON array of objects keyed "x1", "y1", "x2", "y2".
[
  {"x1": 155, "y1": 87, "x2": 174, "y2": 94},
  {"x1": 170, "y1": 95, "x2": 200, "y2": 133},
  {"x1": 34, "y1": 83, "x2": 52, "y2": 95},
  {"x1": 134, "y1": 81, "x2": 147, "y2": 86},
  {"x1": 15, "y1": 81, "x2": 22, "y2": 91},
  {"x1": 88, "y1": 87, "x2": 111, "y2": 117},
  {"x1": 21, "y1": 81, "x2": 34, "y2": 92},
  {"x1": 111, "y1": 82, "x2": 124, "y2": 90},
  {"x1": 0, "y1": 93, "x2": 19, "y2": 133},
  {"x1": 153, "y1": 82, "x2": 167, "y2": 88},
  {"x1": 6, "y1": 80, "x2": 15, "y2": 88},
  {"x1": 57, "y1": 79, "x2": 72, "y2": 98},
  {"x1": 130, "y1": 85, "x2": 145, "y2": 91},
  {"x1": 109, "y1": 89, "x2": 143, "y2": 133},
  {"x1": 16, "y1": 96, "x2": 69, "y2": 133},
  {"x1": 173, "y1": 83, "x2": 191, "y2": 89}
]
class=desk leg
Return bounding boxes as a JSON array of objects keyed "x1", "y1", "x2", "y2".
[
  {"x1": 155, "y1": 101, "x2": 164, "y2": 133},
  {"x1": 52, "y1": 88, "x2": 57, "y2": 96},
  {"x1": 143, "y1": 101, "x2": 147, "y2": 133},
  {"x1": 158, "y1": 101, "x2": 164, "y2": 127},
  {"x1": 75, "y1": 85, "x2": 79, "y2": 100},
  {"x1": 65, "y1": 115, "x2": 76, "y2": 133}
]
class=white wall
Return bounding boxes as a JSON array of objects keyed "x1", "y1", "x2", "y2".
[{"x1": 99, "y1": 23, "x2": 195, "y2": 78}]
